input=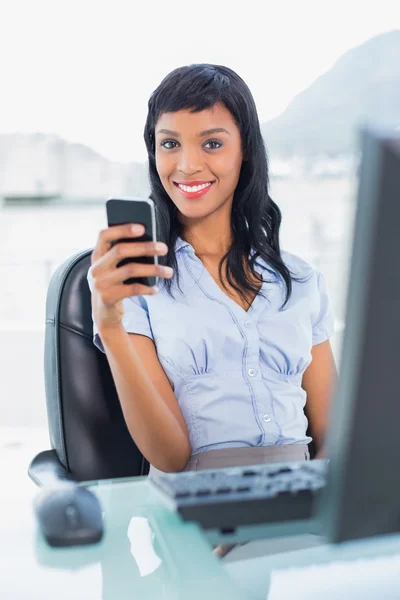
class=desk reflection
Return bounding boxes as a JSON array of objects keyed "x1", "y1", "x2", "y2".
[{"x1": 34, "y1": 479, "x2": 229, "y2": 600}]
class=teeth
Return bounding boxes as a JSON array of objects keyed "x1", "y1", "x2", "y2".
[{"x1": 178, "y1": 182, "x2": 212, "y2": 193}]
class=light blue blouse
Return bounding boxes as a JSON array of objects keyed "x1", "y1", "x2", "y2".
[{"x1": 87, "y1": 237, "x2": 334, "y2": 455}]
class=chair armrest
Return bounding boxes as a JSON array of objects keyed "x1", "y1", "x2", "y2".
[{"x1": 28, "y1": 449, "x2": 74, "y2": 487}]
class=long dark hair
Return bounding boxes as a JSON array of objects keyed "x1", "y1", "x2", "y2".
[{"x1": 143, "y1": 63, "x2": 305, "y2": 309}]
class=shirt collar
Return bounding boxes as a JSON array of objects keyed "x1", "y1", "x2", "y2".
[
  {"x1": 251, "y1": 251, "x2": 277, "y2": 277},
  {"x1": 175, "y1": 237, "x2": 192, "y2": 252}
]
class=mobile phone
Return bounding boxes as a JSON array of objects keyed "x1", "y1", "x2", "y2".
[{"x1": 106, "y1": 196, "x2": 158, "y2": 287}]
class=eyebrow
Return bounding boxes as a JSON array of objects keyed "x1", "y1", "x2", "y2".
[{"x1": 156, "y1": 127, "x2": 231, "y2": 137}]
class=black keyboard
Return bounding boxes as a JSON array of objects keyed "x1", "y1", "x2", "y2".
[{"x1": 150, "y1": 459, "x2": 328, "y2": 531}]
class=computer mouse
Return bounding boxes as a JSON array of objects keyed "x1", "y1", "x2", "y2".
[{"x1": 34, "y1": 483, "x2": 104, "y2": 547}]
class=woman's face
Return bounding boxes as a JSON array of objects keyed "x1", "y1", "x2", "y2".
[{"x1": 155, "y1": 102, "x2": 244, "y2": 222}]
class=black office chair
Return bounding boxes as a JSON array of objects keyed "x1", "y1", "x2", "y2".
[
  {"x1": 28, "y1": 249, "x2": 149, "y2": 487},
  {"x1": 28, "y1": 249, "x2": 316, "y2": 487}
]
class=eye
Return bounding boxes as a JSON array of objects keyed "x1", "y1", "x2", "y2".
[
  {"x1": 159, "y1": 139, "x2": 223, "y2": 150},
  {"x1": 160, "y1": 139, "x2": 179, "y2": 150},
  {"x1": 204, "y1": 140, "x2": 223, "y2": 150}
]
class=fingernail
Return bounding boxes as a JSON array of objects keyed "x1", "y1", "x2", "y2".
[
  {"x1": 152, "y1": 286, "x2": 159, "y2": 293},
  {"x1": 155, "y1": 242, "x2": 167, "y2": 252},
  {"x1": 131, "y1": 224, "x2": 144, "y2": 234}
]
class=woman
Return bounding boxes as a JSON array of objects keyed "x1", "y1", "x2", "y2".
[{"x1": 88, "y1": 63, "x2": 338, "y2": 478}]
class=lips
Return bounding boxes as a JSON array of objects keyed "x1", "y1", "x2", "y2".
[
  {"x1": 174, "y1": 180, "x2": 213, "y2": 186},
  {"x1": 173, "y1": 180, "x2": 215, "y2": 199}
]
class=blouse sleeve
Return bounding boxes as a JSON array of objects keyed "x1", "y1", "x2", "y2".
[
  {"x1": 311, "y1": 270, "x2": 335, "y2": 346},
  {"x1": 87, "y1": 266, "x2": 153, "y2": 353}
]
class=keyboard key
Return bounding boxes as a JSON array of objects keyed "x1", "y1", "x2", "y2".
[
  {"x1": 196, "y1": 489, "x2": 211, "y2": 496},
  {"x1": 216, "y1": 487, "x2": 232, "y2": 494},
  {"x1": 175, "y1": 491, "x2": 191, "y2": 498}
]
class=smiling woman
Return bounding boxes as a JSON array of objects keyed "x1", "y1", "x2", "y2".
[{"x1": 88, "y1": 64, "x2": 338, "y2": 486}]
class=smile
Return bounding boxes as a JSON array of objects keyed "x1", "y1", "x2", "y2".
[{"x1": 173, "y1": 181, "x2": 215, "y2": 199}]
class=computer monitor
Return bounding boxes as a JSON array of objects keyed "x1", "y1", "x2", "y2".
[{"x1": 319, "y1": 126, "x2": 400, "y2": 543}]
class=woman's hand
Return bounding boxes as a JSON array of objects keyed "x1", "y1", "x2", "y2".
[{"x1": 90, "y1": 223, "x2": 172, "y2": 332}]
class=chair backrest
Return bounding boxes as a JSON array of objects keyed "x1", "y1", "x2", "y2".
[{"x1": 44, "y1": 249, "x2": 149, "y2": 482}]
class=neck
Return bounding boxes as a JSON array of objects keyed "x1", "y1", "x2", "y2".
[{"x1": 182, "y1": 220, "x2": 232, "y2": 259}]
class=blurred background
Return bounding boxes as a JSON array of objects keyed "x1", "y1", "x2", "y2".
[{"x1": 1, "y1": 0, "x2": 399, "y2": 478}]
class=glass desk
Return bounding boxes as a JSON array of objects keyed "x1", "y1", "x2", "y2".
[
  {"x1": 2, "y1": 472, "x2": 400, "y2": 599},
  {"x1": 1, "y1": 475, "x2": 246, "y2": 599}
]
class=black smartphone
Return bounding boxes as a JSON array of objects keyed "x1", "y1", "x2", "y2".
[{"x1": 106, "y1": 196, "x2": 158, "y2": 287}]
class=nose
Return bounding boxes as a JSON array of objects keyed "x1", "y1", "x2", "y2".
[{"x1": 177, "y1": 146, "x2": 202, "y2": 176}]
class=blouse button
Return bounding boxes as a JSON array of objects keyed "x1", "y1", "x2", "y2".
[
  {"x1": 248, "y1": 368, "x2": 257, "y2": 377},
  {"x1": 244, "y1": 320, "x2": 252, "y2": 328},
  {"x1": 263, "y1": 414, "x2": 272, "y2": 423}
]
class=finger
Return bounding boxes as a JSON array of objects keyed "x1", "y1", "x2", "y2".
[
  {"x1": 94, "y1": 262, "x2": 173, "y2": 294},
  {"x1": 117, "y1": 262, "x2": 174, "y2": 281},
  {"x1": 91, "y1": 223, "x2": 146, "y2": 263},
  {"x1": 93, "y1": 238, "x2": 168, "y2": 274},
  {"x1": 91, "y1": 243, "x2": 168, "y2": 284},
  {"x1": 98, "y1": 282, "x2": 160, "y2": 306},
  {"x1": 106, "y1": 240, "x2": 168, "y2": 269}
]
